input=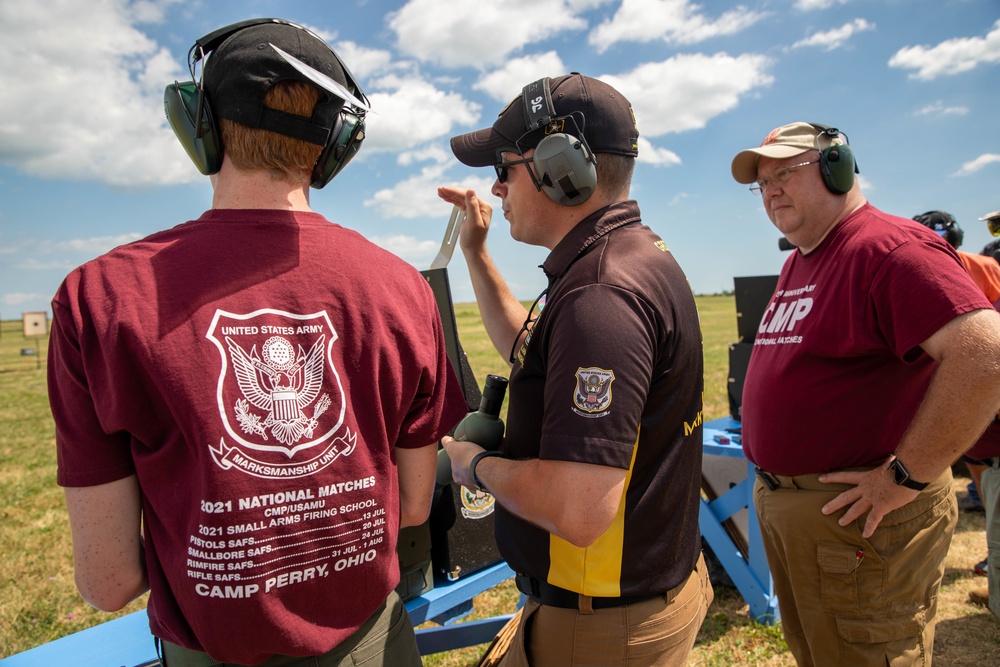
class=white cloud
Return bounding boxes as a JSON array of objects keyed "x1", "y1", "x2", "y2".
[
  {"x1": 589, "y1": 0, "x2": 766, "y2": 53},
  {"x1": 953, "y1": 154, "x2": 1000, "y2": 176},
  {"x1": 601, "y1": 53, "x2": 774, "y2": 136},
  {"x1": 364, "y1": 150, "x2": 495, "y2": 219},
  {"x1": 913, "y1": 101, "x2": 969, "y2": 117},
  {"x1": 637, "y1": 138, "x2": 682, "y2": 167},
  {"x1": 0, "y1": 0, "x2": 195, "y2": 187},
  {"x1": 2, "y1": 292, "x2": 52, "y2": 306},
  {"x1": 57, "y1": 233, "x2": 144, "y2": 255},
  {"x1": 794, "y1": 0, "x2": 849, "y2": 10},
  {"x1": 332, "y1": 41, "x2": 397, "y2": 80},
  {"x1": 791, "y1": 18, "x2": 874, "y2": 51},
  {"x1": 889, "y1": 19, "x2": 1000, "y2": 80},
  {"x1": 363, "y1": 75, "x2": 482, "y2": 152},
  {"x1": 474, "y1": 52, "x2": 568, "y2": 103},
  {"x1": 366, "y1": 234, "x2": 440, "y2": 265},
  {"x1": 388, "y1": 0, "x2": 587, "y2": 68}
]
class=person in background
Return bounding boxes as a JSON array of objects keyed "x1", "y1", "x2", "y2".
[
  {"x1": 731, "y1": 121, "x2": 1000, "y2": 665},
  {"x1": 913, "y1": 210, "x2": 1000, "y2": 307},
  {"x1": 964, "y1": 208, "x2": 1000, "y2": 619},
  {"x1": 47, "y1": 18, "x2": 467, "y2": 666},
  {"x1": 913, "y1": 210, "x2": 1000, "y2": 587},
  {"x1": 439, "y1": 73, "x2": 712, "y2": 666},
  {"x1": 981, "y1": 210, "x2": 1000, "y2": 264}
]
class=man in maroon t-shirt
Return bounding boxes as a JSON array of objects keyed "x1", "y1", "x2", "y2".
[
  {"x1": 731, "y1": 122, "x2": 1000, "y2": 665},
  {"x1": 48, "y1": 19, "x2": 467, "y2": 666}
]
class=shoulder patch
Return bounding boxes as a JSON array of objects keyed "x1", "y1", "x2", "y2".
[{"x1": 573, "y1": 367, "x2": 615, "y2": 415}]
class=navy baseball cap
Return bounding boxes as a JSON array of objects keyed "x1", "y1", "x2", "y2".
[{"x1": 450, "y1": 73, "x2": 640, "y2": 167}]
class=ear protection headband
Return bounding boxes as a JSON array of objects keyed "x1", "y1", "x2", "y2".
[
  {"x1": 808, "y1": 123, "x2": 858, "y2": 195},
  {"x1": 515, "y1": 77, "x2": 598, "y2": 206},
  {"x1": 163, "y1": 18, "x2": 368, "y2": 189}
]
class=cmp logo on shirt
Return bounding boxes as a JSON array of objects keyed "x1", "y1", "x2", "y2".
[
  {"x1": 572, "y1": 367, "x2": 615, "y2": 417},
  {"x1": 754, "y1": 285, "x2": 815, "y2": 346},
  {"x1": 205, "y1": 309, "x2": 355, "y2": 479}
]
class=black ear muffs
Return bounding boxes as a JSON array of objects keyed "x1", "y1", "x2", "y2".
[
  {"x1": 810, "y1": 123, "x2": 858, "y2": 195},
  {"x1": 312, "y1": 108, "x2": 365, "y2": 188},
  {"x1": 164, "y1": 80, "x2": 222, "y2": 175},
  {"x1": 163, "y1": 18, "x2": 368, "y2": 189},
  {"x1": 532, "y1": 132, "x2": 597, "y2": 206}
]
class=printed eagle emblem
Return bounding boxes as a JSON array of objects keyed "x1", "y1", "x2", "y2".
[
  {"x1": 226, "y1": 335, "x2": 331, "y2": 446},
  {"x1": 573, "y1": 367, "x2": 615, "y2": 414}
]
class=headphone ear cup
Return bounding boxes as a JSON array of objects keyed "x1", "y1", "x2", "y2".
[
  {"x1": 311, "y1": 110, "x2": 366, "y2": 189},
  {"x1": 818, "y1": 144, "x2": 855, "y2": 194},
  {"x1": 164, "y1": 81, "x2": 222, "y2": 175},
  {"x1": 532, "y1": 133, "x2": 597, "y2": 206}
]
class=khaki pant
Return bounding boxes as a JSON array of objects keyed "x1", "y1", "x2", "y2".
[
  {"x1": 753, "y1": 468, "x2": 957, "y2": 667},
  {"x1": 480, "y1": 553, "x2": 713, "y2": 667},
  {"x1": 159, "y1": 590, "x2": 420, "y2": 667}
]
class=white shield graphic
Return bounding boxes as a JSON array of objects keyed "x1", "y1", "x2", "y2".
[{"x1": 206, "y1": 309, "x2": 347, "y2": 462}]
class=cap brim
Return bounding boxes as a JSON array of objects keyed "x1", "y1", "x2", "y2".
[
  {"x1": 731, "y1": 145, "x2": 811, "y2": 184},
  {"x1": 450, "y1": 127, "x2": 515, "y2": 167}
]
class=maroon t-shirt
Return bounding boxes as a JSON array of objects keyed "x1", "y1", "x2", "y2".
[
  {"x1": 48, "y1": 209, "x2": 468, "y2": 664},
  {"x1": 742, "y1": 204, "x2": 991, "y2": 475}
]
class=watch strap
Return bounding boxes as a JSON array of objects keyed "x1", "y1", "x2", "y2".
[
  {"x1": 889, "y1": 458, "x2": 929, "y2": 491},
  {"x1": 469, "y1": 450, "x2": 503, "y2": 491}
]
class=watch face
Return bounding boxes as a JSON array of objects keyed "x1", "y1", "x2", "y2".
[{"x1": 890, "y1": 460, "x2": 908, "y2": 484}]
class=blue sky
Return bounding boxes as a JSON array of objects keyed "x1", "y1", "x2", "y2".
[{"x1": 1, "y1": 0, "x2": 998, "y2": 317}]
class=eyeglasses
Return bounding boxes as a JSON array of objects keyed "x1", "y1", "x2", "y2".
[
  {"x1": 749, "y1": 159, "x2": 820, "y2": 195},
  {"x1": 495, "y1": 157, "x2": 534, "y2": 184},
  {"x1": 509, "y1": 288, "x2": 547, "y2": 365},
  {"x1": 989, "y1": 219, "x2": 1000, "y2": 237}
]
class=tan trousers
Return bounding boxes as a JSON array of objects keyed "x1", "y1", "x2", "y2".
[
  {"x1": 480, "y1": 553, "x2": 713, "y2": 667},
  {"x1": 753, "y1": 468, "x2": 957, "y2": 667}
]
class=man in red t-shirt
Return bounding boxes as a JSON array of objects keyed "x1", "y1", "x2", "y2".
[
  {"x1": 48, "y1": 19, "x2": 467, "y2": 666},
  {"x1": 731, "y1": 122, "x2": 1000, "y2": 665}
]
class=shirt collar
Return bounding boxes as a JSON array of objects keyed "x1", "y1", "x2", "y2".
[{"x1": 541, "y1": 200, "x2": 641, "y2": 281}]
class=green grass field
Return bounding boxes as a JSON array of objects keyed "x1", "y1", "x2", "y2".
[{"x1": 2, "y1": 300, "x2": 997, "y2": 665}]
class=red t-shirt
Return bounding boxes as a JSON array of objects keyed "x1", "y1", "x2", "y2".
[
  {"x1": 742, "y1": 204, "x2": 992, "y2": 475},
  {"x1": 48, "y1": 209, "x2": 468, "y2": 664}
]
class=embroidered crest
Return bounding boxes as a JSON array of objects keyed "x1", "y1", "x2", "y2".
[
  {"x1": 573, "y1": 367, "x2": 615, "y2": 415},
  {"x1": 459, "y1": 486, "x2": 496, "y2": 520},
  {"x1": 206, "y1": 309, "x2": 354, "y2": 479}
]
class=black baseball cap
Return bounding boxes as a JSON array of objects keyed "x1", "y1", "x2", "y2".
[
  {"x1": 450, "y1": 73, "x2": 640, "y2": 167},
  {"x1": 202, "y1": 19, "x2": 349, "y2": 145}
]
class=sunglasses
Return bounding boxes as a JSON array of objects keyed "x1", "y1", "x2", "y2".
[
  {"x1": 509, "y1": 288, "x2": 547, "y2": 365},
  {"x1": 494, "y1": 157, "x2": 534, "y2": 183}
]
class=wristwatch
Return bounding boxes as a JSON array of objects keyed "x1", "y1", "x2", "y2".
[
  {"x1": 887, "y1": 458, "x2": 929, "y2": 491},
  {"x1": 469, "y1": 451, "x2": 503, "y2": 492}
]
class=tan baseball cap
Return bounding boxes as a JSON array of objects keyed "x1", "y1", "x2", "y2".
[{"x1": 731, "y1": 122, "x2": 846, "y2": 184}]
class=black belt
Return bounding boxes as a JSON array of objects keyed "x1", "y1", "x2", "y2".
[{"x1": 514, "y1": 574, "x2": 659, "y2": 610}]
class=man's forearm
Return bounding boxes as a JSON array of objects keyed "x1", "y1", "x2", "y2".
[
  {"x1": 894, "y1": 309, "x2": 1000, "y2": 482},
  {"x1": 443, "y1": 437, "x2": 625, "y2": 547},
  {"x1": 463, "y1": 246, "x2": 527, "y2": 363}
]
